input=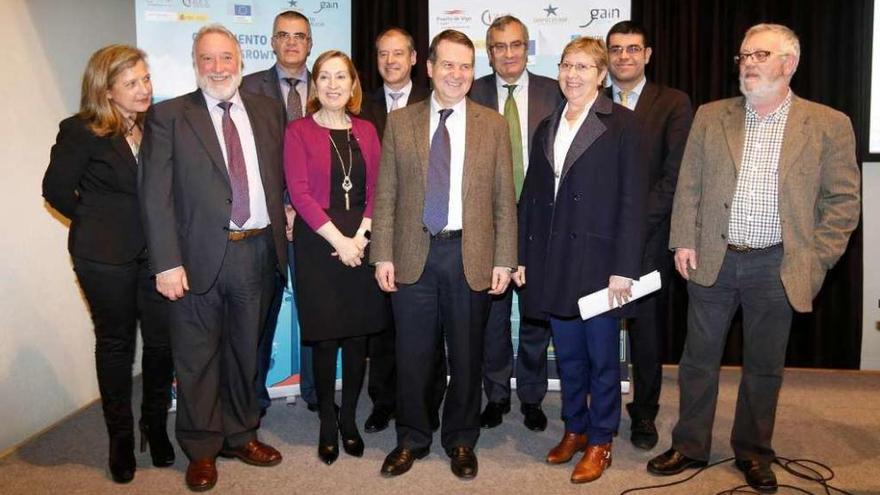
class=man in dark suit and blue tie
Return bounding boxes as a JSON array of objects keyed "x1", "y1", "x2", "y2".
[
  {"x1": 468, "y1": 15, "x2": 562, "y2": 432},
  {"x1": 139, "y1": 24, "x2": 287, "y2": 491},
  {"x1": 605, "y1": 20, "x2": 694, "y2": 450},
  {"x1": 240, "y1": 9, "x2": 316, "y2": 415}
]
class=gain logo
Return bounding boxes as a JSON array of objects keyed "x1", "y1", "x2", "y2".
[
  {"x1": 313, "y1": 1, "x2": 339, "y2": 14},
  {"x1": 579, "y1": 6, "x2": 621, "y2": 28}
]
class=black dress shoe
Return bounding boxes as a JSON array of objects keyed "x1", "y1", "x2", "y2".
[
  {"x1": 380, "y1": 446, "x2": 429, "y2": 477},
  {"x1": 341, "y1": 432, "x2": 365, "y2": 457},
  {"x1": 480, "y1": 400, "x2": 510, "y2": 429},
  {"x1": 735, "y1": 459, "x2": 778, "y2": 493},
  {"x1": 364, "y1": 409, "x2": 393, "y2": 433},
  {"x1": 630, "y1": 418, "x2": 659, "y2": 450},
  {"x1": 448, "y1": 446, "x2": 478, "y2": 479},
  {"x1": 647, "y1": 448, "x2": 708, "y2": 475},
  {"x1": 521, "y1": 403, "x2": 547, "y2": 432},
  {"x1": 108, "y1": 435, "x2": 136, "y2": 484},
  {"x1": 318, "y1": 443, "x2": 339, "y2": 465}
]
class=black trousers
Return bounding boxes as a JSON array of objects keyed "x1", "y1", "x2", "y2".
[
  {"x1": 366, "y1": 310, "x2": 448, "y2": 416},
  {"x1": 313, "y1": 336, "x2": 368, "y2": 439},
  {"x1": 626, "y1": 247, "x2": 674, "y2": 421},
  {"x1": 73, "y1": 253, "x2": 173, "y2": 439},
  {"x1": 170, "y1": 232, "x2": 276, "y2": 460},
  {"x1": 482, "y1": 286, "x2": 551, "y2": 405},
  {"x1": 391, "y1": 237, "x2": 490, "y2": 452},
  {"x1": 672, "y1": 246, "x2": 792, "y2": 463}
]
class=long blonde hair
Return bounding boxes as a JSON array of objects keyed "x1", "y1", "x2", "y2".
[{"x1": 78, "y1": 44, "x2": 148, "y2": 137}]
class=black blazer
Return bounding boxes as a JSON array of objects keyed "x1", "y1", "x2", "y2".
[
  {"x1": 43, "y1": 116, "x2": 146, "y2": 264},
  {"x1": 138, "y1": 89, "x2": 288, "y2": 293},
  {"x1": 359, "y1": 83, "x2": 430, "y2": 141},
  {"x1": 468, "y1": 71, "x2": 563, "y2": 151},
  {"x1": 606, "y1": 82, "x2": 693, "y2": 269},
  {"x1": 241, "y1": 64, "x2": 311, "y2": 115},
  {"x1": 518, "y1": 94, "x2": 648, "y2": 320}
]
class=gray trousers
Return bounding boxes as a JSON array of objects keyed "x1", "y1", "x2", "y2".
[{"x1": 672, "y1": 244, "x2": 792, "y2": 463}]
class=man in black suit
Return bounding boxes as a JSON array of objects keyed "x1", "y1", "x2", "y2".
[
  {"x1": 139, "y1": 24, "x2": 287, "y2": 491},
  {"x1": 240, "y1": 9, "x2": 316, "y2": 415},
  {"x1": 605, "y1": 20, "x2": 693, "y2": 450},
  {"x1": 358, "y1": 27, "x2": 447, "y2": 435},
  {"x1": 468, "y1": 15, "x2": 561, "y2": 432}
]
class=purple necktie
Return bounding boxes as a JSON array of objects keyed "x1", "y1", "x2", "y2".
[
  {"x1": 423, "y1": 108, "x2": 453, "y2": 235},
  {"x1": 218, "y1": 101, "x2": 250, "y2": 228}
]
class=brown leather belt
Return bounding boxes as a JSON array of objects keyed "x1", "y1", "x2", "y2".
[
  {"x1": 228, "y1": 227, "x2": 267, "y2": 241},
  {"x1": 431, "y1": 229, "x2": 462, "y2": 241},
  {"x1": 727, "y1": 243, "x2": 780, "y2": 253}
]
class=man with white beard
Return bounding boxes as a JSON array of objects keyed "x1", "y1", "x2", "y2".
[
  {"x1": 139, "y1": 24, "x2": 288, "y2": 492},
  {"x1": 647, "y1": 24, "x2": 860, "y2": 493}
]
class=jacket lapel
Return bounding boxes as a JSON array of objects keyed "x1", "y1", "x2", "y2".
[
  {"x1": 559, "y1": 94, "x2": 611, "y2": 182},
  {"x1": 410, "y1": 99, "x2": 431, "y2": 188},
  {"x1": 633, "y1": 81, "x2": 659, "y2": 119},
  {"x1": 110, "y1": 134, "x2": 138, "y2": 170},
  {"x1": 721, "y1": 98, "x2": 746, "y2": 175},
  {"x1": 183, "y1": 91, "x2": 228, "y2": 184},
  {"x1": 462, "y1": 99, "x2": 482, "y2": 200},
  {"x1": 240, "y1": 92, "x2": 272, "y2": 191},
  {"x1": 542, "y1": 102, "x2": 565, "y2": 173},
  {"x1": 777, "y1": 96, "x2": 808, "y2": 184},
  {"x1": 263, "y1": 65, "x2": 283, "y2": 101}
]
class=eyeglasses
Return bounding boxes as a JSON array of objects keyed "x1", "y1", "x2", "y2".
[
  {"x1": 733, "y1": 50, "x2": 781, "y2": 65},
  {"x1": 608, "y1": 45, "x2": 644, "y2": 56},
  {"x1": 273, "y1": 31, "x2": 310, "y2": 43},
  {"x1": 490, "y1": 40, "x2": 526, "y2": 53},
  {"x1": 558, "y1": 62, "x2": 599, "y2": 74}
]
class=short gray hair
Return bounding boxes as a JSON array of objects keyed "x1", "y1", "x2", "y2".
[
  {"x1": 191, "y1": 24, "x2": 243, "y2": 69},
  {"x1": 486, "y1": 15, "x2": 529, "y2": 52},
  {"x1": 744, "y1": 23, "x2": 800, "y2": 59}
]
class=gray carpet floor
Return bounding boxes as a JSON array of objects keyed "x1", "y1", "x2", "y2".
[{"x1": 1, "y1": 366, "x2": 878, "y2": 494}]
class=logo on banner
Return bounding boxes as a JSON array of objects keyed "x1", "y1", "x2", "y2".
[
  {"x1": 579, "y1": 6, "x2": 622, "y2": 28},
  {"x1": 145, "y1": 0, "x2": 173, "y2": 6},
  {"x1": 181, "y1": 0, "x2": 210, "y2": 7},
  {"x1": 287, "y1": 0, "x2": 298, "y2": 6},
  {"x1": 436, "y1": 9, "x2": 473, "y2": 30},
  {"x1": 480, "y1": 9, "x2": 510, "y2": 26},
  {"x1": 534, "y1": 4, "x2": 567, "y2": 25},
  {"x1": 233, "y1": 3, "x2": 252, "y2": 23},
  {"x1": 313, "y1": 1, "x2": 339, "y2": 14}
]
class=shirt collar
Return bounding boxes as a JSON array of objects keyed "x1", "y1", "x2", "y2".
[
  {"x1": 611, "y1": 76, "x2": 646, "y2": 99},
  {"x1": 745, "y1": 89, "x2": 793, "y2": 122},
  {"x1": 495, "y1": 70, "x2": 529, "y2": 94},
  {"x1": 275, "y1": 64, "x2": 308, "y2": 83},
  {"x1": 430, "y1": 92, "x2": 466, "y2": 116},
  {"x1": 203, "y1": 89, "x2": 244, "y2": 112},
  {"x1": 384, "y1": 80, "x2": 413, "y2": 97}
]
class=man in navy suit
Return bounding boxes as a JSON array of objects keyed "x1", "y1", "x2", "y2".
[
  {"x1": 240, "y1": 9, "x2": 316, "y2": 415},
  {"x1": 605, "y1": 20, "x2": 693, "y2": 450},
  {"x1": 358, "y1": 27, "x2": 448, "y2": 435},
  {"x1": 469, "y1": 15, "x2": 562, "y2": 432}
]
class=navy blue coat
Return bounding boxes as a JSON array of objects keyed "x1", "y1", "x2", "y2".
[{"x1": 518, "y1": 94, "x2": 648, "y2": 320}]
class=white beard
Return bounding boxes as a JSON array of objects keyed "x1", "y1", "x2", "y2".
[{"x1": 197, "y1": 71, "x2": 242, "y2": 101}]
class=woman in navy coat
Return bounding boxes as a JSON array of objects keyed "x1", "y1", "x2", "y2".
[{"x1": 515, "y1": 37, "x2": 647, "y2": 483}]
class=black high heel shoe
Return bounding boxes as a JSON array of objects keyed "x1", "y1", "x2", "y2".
[
  {"x1": 109, "y1": 435, "x2": 136, "y2": 483},
  {"x1": 139, "y1": 417, "x2": 175, "y2": 467},
  {"x1": 341, "y1": 431, "x2": 364, "y2": 457},
  {"x1": 318, "y1": 416, "x2": 339, "y2": 465}
]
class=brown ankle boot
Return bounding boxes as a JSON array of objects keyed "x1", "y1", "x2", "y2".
[
  {"x1": 571, "y1": 442, "x2": 612, "y2": 483},
  {"x1": 546, "y1": 432, "x2": 588, "y2": 464}
]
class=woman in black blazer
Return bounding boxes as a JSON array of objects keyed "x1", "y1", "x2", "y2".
[
  {"x1": 515, "y1": 37, "x2": 647, "y2": 484},
  {"x1": 42, "y1": 45, "x2": 174, "y2": 483}
]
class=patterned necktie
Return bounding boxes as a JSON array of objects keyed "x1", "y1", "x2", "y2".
[
  {"x1": 389, "y1": 91, "x2": 404, "y2": 112},
  {"x1": 423, "y1": 108, "x2": 454, "y2": 235},
  {"x1": 284, "y1": 77, "x2": 303, "y2": 121},
  {"x1": 218, "y1": 101, "x2": 250, "y2": 228},
  {"x1": 618, "y1": 89, "x2": 631, "y2": 109},
  {"x1": 503, "y1": 84, "x2": 524, "y2": 200}
]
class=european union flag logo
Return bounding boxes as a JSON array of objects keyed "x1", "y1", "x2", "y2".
[{"x1": 234, "y1": 4, "x2": 251, "y2": 16}]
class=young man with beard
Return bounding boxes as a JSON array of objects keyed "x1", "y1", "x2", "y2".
[
  {"x1": 139, "y1": 24, "x2": 288, "y2": 491},
  {"x1": 647, "y1": 24, "x2": 860, "y2": 493}
]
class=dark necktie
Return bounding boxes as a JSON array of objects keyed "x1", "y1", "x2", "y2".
[
  {"x1": 423, "y1": 108, "x2": 453, "y2": 235},
  {"x1": 503, "y1": 84, "x2": 524, "y2": 199},
  {"x1": 284, "y1": 77, "x2": 303, "y2": 121},
  {"x1": 218, "y1": 101, "x2": 250, "y2": 228}
]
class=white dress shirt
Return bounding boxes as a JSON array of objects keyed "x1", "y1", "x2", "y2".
[
  {"x1": 429, "y1": 94, "x2": 466, "y2": 231},
  {"x1": 203, "y1": 90, "x2": 270, "y2": 230},
  {"x1": 553, "y1": 93, "x2": 598, "y2": 195},
  {"x1": 494, "y1": 71, "x2": 530, "y2": 172},
  {"x1": 611, "y1": 76, "x2": 646, "y2": 110},
  {"x1": 384, "y1": 80, "x2": 413, "y2": 112}
]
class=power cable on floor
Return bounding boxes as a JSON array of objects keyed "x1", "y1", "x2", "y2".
[{"x1": 618, "y1": 455, "x2": 855, "y2": 495}]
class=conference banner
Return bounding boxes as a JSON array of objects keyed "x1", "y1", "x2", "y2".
[
  {"x1": 135, "y1": 0, "x2": 352, "y2": 401},
  {"x1": 429, "y1": 0, "x2": 633, "y2": 390}
]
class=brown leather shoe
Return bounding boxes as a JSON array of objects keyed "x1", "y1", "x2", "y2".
[
  {"x1": 546, "y1": 432, "x2": 588, "y2": 464},
  {"x1": 218, "y1": 440, "x2": 282, "y2": 467},
  {"x1": 185, "y1": 458, "x2": 217, "y2": 492},
  {"x1": 571, "y1": 442, "x2": 612, "y2": 484}
]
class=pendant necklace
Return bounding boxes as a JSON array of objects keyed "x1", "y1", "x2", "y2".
[{"x1": 329, "y1": 131, "x2": 354, "y2": 210}]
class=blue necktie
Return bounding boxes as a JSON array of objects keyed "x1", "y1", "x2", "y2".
[{"x1": 423, "y1": 108, "x2": 453, "y2": 235}]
